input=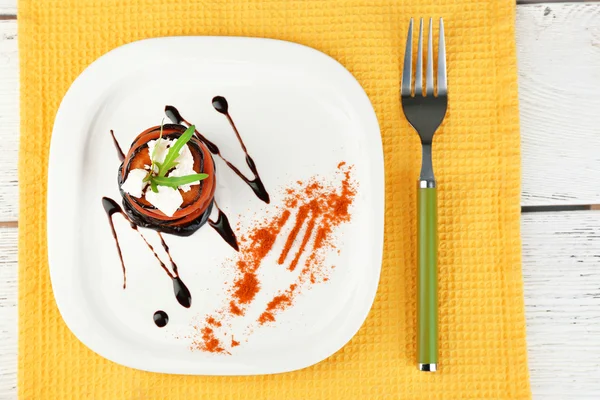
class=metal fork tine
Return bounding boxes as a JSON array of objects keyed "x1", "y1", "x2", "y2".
[
  {"x1": 437, "y1": 18, "x2": 447, "y2": 96},
  {"x1": 415, "y1": 18, "x2": 424, "y2": 96},
  {"x1": 426, "y1": 18, "x2": 434, "y2": 96},
  {"x1": 401, "y1": 18, "x2": 413, "y2": 97}
]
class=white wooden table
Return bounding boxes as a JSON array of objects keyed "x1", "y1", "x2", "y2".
[{"x1": 1, "y1": 1, "x2": 600, "y2": 398}]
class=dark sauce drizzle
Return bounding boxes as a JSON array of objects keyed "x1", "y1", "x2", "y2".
[
  {"x1": 165, "y1": 97, "x2": 270, "y2": 204},
  {"x1": 208, "y1": 201, "x2": 239, "y2": 251},
  {"x1": 157, "y1": 232, "x2": 178, "y2": 275},
  {"x1": 153, "y1": 310, "x2": 169, "y2": 327},
  {"x1": 102, "y1": 197, "x2": 192, "y2": 308},
  {"x1": 104, "y1": 97, "x2": 267, "y2": 319},
  {"x1": 172, "y1": 276, "x2": 192, "y2": 309},
  {"x1": 110, "y1": 130, "x2": 125, "y2": 162},
  {"x1": 102, "y1": 197, "x2": 127, "y2": 289}
]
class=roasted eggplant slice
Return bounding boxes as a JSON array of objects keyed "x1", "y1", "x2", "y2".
[{"x1": 118, "y1": 124, "x2": 216, "y2": 236}]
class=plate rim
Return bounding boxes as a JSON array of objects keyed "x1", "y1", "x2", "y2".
[{"x1": 47, "y1": 35, "x2": 385, "y2": 375}]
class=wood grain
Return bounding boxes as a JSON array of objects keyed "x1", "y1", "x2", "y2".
[
  {"x1": 0, "y1": 0, "x2": 15, "y2": 16},
  {"x1": 0, "y1": 20, "x2": 18, "y2": 221},
  {"x1": 0, "y1": 227, "x2": 17, "y2": 400},
  {"x1": 517, "y1": 4, "x2": 600, "y2": 206},
  {"x1": 522, "y1": 211, "x2": 600, "y2": 398}
]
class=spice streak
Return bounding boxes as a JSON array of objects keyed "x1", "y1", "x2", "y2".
[
  {"x1": 288, "y1": 215, "x2": 317, "y2": 272},
  {"x1": 189, "y1": 164, "x2": 356, "y2": 351},
  {"x1": 277, "y1": 206, "x2": 310, "y2": 265}
]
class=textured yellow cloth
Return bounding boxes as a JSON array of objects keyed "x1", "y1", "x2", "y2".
[{"x1": 18, "y1": 0, "x2": 529, "y2": 398}]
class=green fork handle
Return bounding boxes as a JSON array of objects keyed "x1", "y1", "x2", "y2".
[{"x1": 417, "y1": 186, "x2": 438, "y2": 371}]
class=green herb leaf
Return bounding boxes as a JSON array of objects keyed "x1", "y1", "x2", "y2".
[
  {"x1": 152, "y1": 173, "x2": 208, "y2": 188},
  {"x1": 143, "y1": 123, "x2": 206, "y2": 193},
  {"x1": 158, "y1": 125, "x2": 196, "y2": 177}
]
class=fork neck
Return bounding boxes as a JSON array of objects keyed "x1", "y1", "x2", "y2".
[{"x1": 419, "y1": 143, "x2": 436, "y2": 188}]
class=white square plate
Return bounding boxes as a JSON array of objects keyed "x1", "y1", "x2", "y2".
[{"x1": 48, "y1": 36, "x2": 384, "y2": 375}]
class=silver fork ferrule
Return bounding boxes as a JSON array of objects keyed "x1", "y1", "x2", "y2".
[
  {"x1": 419, "y1": 363, "x2": 437, "y2": 372},
  {"x1": 419, "y1": 180, "x2": 436, "y2": 189}
]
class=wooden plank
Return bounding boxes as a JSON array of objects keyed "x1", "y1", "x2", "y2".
[
  {"x1": 1, "y1": 211, "x2": 599, "y2": 398},
  {"x1": 517, "y1": 3, "x2": 600, "y2": 206},
  {"x1": 522, "y1": 210, "x2": 600, "y2": 398},
  {"x1": 0, "y1": 0, "x2": 15, "y2": 16},
  {"x1": 1, "y1": 6, "x2": 600, "y2": 216},
  {"x1": 0, "y1": 20, "x2": 18, "y2": 221},
  {"x1": 0, "y1": 227, "x2": 17, "y2": 400}
]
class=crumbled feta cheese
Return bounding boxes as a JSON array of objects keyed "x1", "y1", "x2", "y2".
[
  {"x1": 120, "y1": 169, "x2": 149, "y2": 198},
  {"x1": 173, "y1": 140, "x2": 195, "y2": 170},
  {"x1": 145, "y1": 186, "x2": 183, "y2": 217},
  {"x1": 122, "y1": 138, "x2": 201, "y2": 211},
  {"x1": 147, "y1": 138, "x2": 172, "y2": 164},
  {"x1": 167, "y1": 143, "x2": 200, "y2": 192}
]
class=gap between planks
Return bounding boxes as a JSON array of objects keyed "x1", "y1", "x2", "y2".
[
  {"x1": 522, "y1": 205, "x2": 596, "y2": 213},
  {"x1": 518, "y1": 0, "x2": 600, "y2": 3}
]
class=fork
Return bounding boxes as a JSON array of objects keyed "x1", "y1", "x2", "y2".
[{"x1": 401, "y1": 17, "x2": 448, "y2": 372}]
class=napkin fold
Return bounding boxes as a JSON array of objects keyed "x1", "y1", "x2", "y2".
[{"x1": 19, "y1": 0, "x2": 529, "y2": 398}]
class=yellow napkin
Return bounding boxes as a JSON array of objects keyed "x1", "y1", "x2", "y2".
[{"x1": 18, "y1": 0, "x2": 529, "y2": 398}]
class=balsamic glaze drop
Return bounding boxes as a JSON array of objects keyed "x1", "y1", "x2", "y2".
[
  {"x1": 164, "y1": 105, "x2": 184, "y2": 124},
  {"x1": 153, "y1": 310, "x2": 169, "y2": 328},
  {"x1": 212, "y1": 96, "x2": 228, "y2": 114},
  {"x1": 173, "y1": 276, "x2": 192, "y2": 308},
  {"x1": 102, "y1": 196, "x2": 122, "y2": 218},
  {"x1": 209, "y1": 204, "x2": 239, "y2": 251},
  {"x1": 247, "y1": 176, "x2": 270, "y2": 204}
]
